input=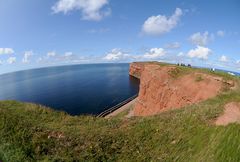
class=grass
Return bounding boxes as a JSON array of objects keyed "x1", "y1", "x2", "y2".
[
  {"x1": 113, "y1": 106, "x2": 132, "y2": 119},
  {"x1": 169, "y1": 67, "x2": 190, "y2": 79},
  {"x1": 195, "y1": 75, "x2": 204, "y2": 82},
  {"x1": 1, "y1": 90, "x2": 240, "y2": 161},
  {"x1": 1, "y1": 65, "x2": 240, "y2": 161}
]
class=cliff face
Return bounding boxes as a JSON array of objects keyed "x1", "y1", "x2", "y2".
[
  {"x1": 129, "y1": 62, "x2": 145, "y2": 79},
  {"x1": 130, "y1": 63, "x2": 223, "y2": 116}
]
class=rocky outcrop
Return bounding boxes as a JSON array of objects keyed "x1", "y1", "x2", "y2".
[
  {"x1": 129, "y1": 62, "x2": 145, "y2": 79},
  {"x1": 130, "y1": 63, "x2": 224, "y2": 116}
]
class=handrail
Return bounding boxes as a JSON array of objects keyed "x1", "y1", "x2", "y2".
[{"x1": 97, "y1": 94, "x2": 138, "y2": 117}]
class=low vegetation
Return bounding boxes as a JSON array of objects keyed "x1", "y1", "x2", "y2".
[
  {"x1": 1, "y1": 64, "x2": 240, "y2": 161},
  {"x1": 1, "y1": 92, "x2": 240, "y2": 161},
  {"x1": 195, "y1": 75, "x2": 204, "y2": 82}
]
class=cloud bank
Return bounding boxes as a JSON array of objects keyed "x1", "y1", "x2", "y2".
[
  {"x1": 0, "y1": 48, "x2": 14, "y2": 55},
  {"x1": 103, "y1": 49, "x2": 130, "y2": 61},
  {"x1": 22, "y1": 51, "x2": 33, "y2": 63},
  {"x1": 7, "y1": 57, "x2": 16, "y2": 64},
  {"x1": 143, "y1": 48, "x2": 166, "y2": 59},
  {"x1": 52, "y1": 0, "x2": 110, "y2": 21}
]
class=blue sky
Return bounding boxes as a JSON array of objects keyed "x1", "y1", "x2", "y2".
[{"x1": 0, "y1": 0, "x2": 240, "y2": 74}]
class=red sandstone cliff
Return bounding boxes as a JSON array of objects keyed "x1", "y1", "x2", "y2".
[
  {"x1": 130, "y1": 62, "x2": 224, "y2": 116},
  {"x1": 129, "y1": 62, "x2": 145, "y2": 79}
]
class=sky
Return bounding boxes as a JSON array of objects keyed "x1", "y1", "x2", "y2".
[{"x1": 0, "y1": 0, "x2": 240, "y2": 74}]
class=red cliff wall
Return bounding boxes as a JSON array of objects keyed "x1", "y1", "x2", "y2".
[
  {"x1": 129, "y1": 62, "x2": 145, "y2": 79},
  {"x1": 130, "y1": 63, "x2": 223, "y2": 116}
]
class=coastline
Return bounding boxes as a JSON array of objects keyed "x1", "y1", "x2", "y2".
[
  {"x1": 105, "y1": 98, "x2": 137, "y2": 118},
  {"x1": 2, "y1": 62, "x2": 240, "y2": 161}
]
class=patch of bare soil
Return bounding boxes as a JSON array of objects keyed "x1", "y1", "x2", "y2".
[{"x1": 215, "y1": 102, "x2": 240, "y2": 126}]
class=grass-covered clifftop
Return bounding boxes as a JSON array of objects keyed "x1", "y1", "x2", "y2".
[
  {"x1": 1, "y1": 64, "x2": 240, "y2": 161},
  {"x1": 1, "y1": 92, "x2": 240, "y2": 161}
]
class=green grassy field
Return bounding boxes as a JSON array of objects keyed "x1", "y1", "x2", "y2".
[
  {"x1": 1, "y1": 91, "x2": 240, "y2": 161},
  {"x1": 1, "y1": 66, "x2": 240, "y2": 161}
]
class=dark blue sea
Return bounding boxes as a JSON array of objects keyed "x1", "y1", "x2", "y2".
[{"x1": 0, "y1": 64, "x2": 139, "y2": 115}]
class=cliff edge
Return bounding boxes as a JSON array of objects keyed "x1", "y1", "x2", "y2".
[
  {"x1": 1, "y1": 63, "x2": 240, "y2": 161},
  {"x1": 130, "y1": 62, "x2": 233, "y2": 116}
]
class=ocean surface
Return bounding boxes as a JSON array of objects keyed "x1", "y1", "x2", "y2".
[{"x1": 0, "y1": 64, "x2": 140, "y2": 115}]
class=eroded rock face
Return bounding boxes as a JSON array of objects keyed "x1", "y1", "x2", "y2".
[
  {"x1": 129, "y1": 62, "x2": 145, "y2": 79},
  {"x1": 130, "y1": 63, "x2": 223, "y2": 116}
]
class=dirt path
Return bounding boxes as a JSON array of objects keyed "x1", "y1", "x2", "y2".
[
  {"x1": 215, "y1": 102, "x2": 240, "y2": 126},
  {"x1": 105, "y1": 98, "x2": 137, "y2": 118}
]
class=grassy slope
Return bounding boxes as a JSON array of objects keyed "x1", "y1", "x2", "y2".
[{"x1": 1, "y1": 66, "x2": 240, "y2": 161}]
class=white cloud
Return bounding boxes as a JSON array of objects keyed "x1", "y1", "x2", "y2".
[
  {"x1": 36, "y1": 57, "x2": 43, "y2": 63},
  {"x1": 103, "y1": 49, "x2": 130, "y2": 61},
  {"x1": 52, "y1": 0, "x2": 110, "y2": 21},
  {"x1": 47, "y1": 51, "x2": 56, "y2": 57},
  {"x1": 22, "y1": 51, "x2": 33, "y2": 63},
  {"x1": 0, "y1": 48, "x2": 14, "y2": 55},
  {"x1": 189, "y1": 31, "x2": 213, "y2": 46},
  {"x1": 165, "y1": 42, "x2": 181, "y2": 49},
  {"x1": 236, "y1": 60, "x2": 240, "y2": 66},
  {"x1": 143, "y1": 48, "x2": 166, "y2": 59},
  {"x1": 187, "y1": 46, "x2": 211, "y2": 60},
  {"x1": 219, "y1": 55, "x2": 228, "y2": 62},
  {"x1": 177, "y1": 52, "x2": 184, "y2": 56},
  {"x1": 7, "y1": 57, "x2": 16, "y2": 64},
  {"x1": 64, "y1": 52, "x2": 73, "y2": 57},
  {"x1": 217, "y1": 30, "x2": 225, "y2": 37},
  {"x1": 37, "y1": 51, "x2": 84, "y2": 64},
  {"x1": 142, "y1": 8, "x2": 183, "y2": 36}
]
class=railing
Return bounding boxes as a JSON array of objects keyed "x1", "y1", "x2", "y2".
[{"x1": 97, "y1": 94, "x2": 138, "y2": 117}]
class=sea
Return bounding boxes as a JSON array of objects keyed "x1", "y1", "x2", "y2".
[{"x1": 0, "y1": 63, "x2": 140, "y2": 115}]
